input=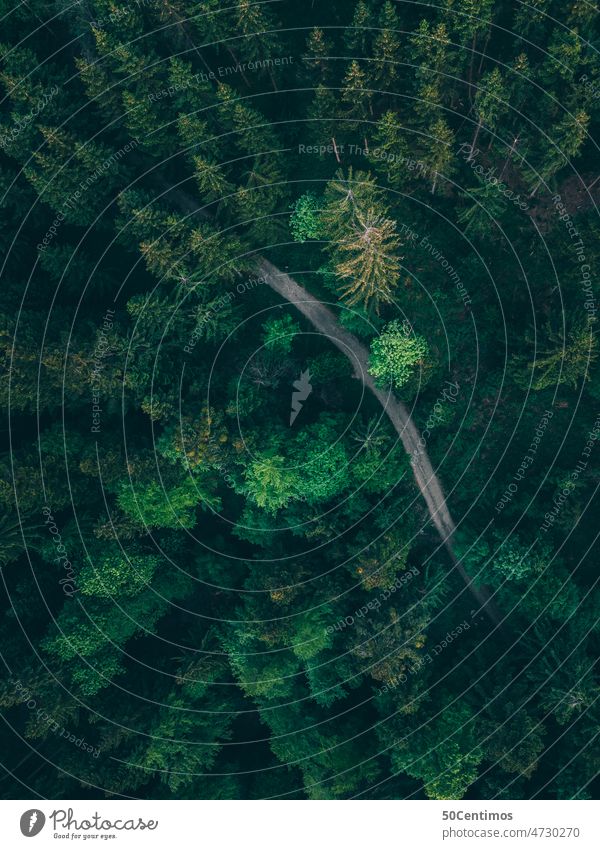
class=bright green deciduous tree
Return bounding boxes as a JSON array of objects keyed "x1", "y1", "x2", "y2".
[
  {"x1": 262, "y1": 314, "x2": 300, "y2": 354},
  {"x1": 290, "y1": 192, "x2": 323, "y2": 242},
  {"x1": 369, "y1": 320, "x2": 431, "y2": 388}
]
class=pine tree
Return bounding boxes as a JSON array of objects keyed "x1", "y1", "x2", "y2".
[
  {"x1": 421, "y1": 117, "x2": 456, "y2": 194},
  {"x1": 188, "y1": 0, "x2": 231, "y2": 46},
  {"x1": 303, "y1": 28, "x2": 333, "y2": 81},
  {"x1": 22, "y1": 127, "x2": 133, "y2": 225},
  {"x1": 233, "y1": 0, "x2": 281, "y2": 88},
  {"x1": 540, "y1": 28, "x2": 584, "y2": 86},
  {"x1": 513, "y1": 0, "x2": 550, "y2": 37},
  {"x1": 193, "y1": 155, "x2": 235, "y2": 207},
  {"x1": 410, "y1": 21, "x2": 455, "y2": 122},
  {"x1": 537, "y1": 109, "x2": 590, "y2": 186},
  {"x1": 343, "y1": 0, "x2": 375, "y2": 55},
  {"x1": 320, "y1": 167, "x2": 382, "y2": 244},
  {"x1": 341, "y1": 60, "x2": 373, "y2": 124},
  {"x1": 458, "y1": 179, "x2": 509, "y2": 236},
  {"x1": 372, "y1": 1, "x2": 402, "y2": 89},
  {"x1": 307, "y1": 85, "x2": 343, "y2": 153},
  {"x1": 321, "y1": 174, "x2": 402, "y2": 310},
  {"x1": 334, "y1": 208, "x2": 403, "y2": 310},
  {"x1": 444, "y1": 0, "x2": 494, "y2": 86},
  {"x1": 370, "y1": 111, "x2": 410, "y2": 187},
  {"x1": 468, "y1": 67, "x2": 508, "y2": 155},
  {"x1": 514, "y1": 321, "x2": 597, "y2": 391}
]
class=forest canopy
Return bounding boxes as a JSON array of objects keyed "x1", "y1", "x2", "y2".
[{"x1": 0, "y1": 0, "x2": 598, "y2": 802}]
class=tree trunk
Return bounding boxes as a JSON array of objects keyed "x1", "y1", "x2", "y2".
[{"x1": 468, "y1": 118, "x2": 482, "y2": 161}]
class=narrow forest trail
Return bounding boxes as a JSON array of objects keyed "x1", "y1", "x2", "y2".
[
  {"x1": 162, "y1": 185, "x2": 501, "y2": 623},
  {"x1": 257, "y1": 259, "x2": 500, "y2": 624}
]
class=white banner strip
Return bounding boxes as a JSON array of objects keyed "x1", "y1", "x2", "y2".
[{"x1": 0, "y1": 800, "x2": 598, "y2": 848}]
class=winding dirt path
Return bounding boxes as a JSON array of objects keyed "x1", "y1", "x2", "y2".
[
  {"x1": 161, "y1": 184, "x2": 500, "y2": 623},
  {"x1": 257, "y1": 260, "x2": 499, "y2": 623}
]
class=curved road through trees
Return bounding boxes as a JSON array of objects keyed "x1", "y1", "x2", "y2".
[
  {"x1": 257, "y1": 259, "x2": 500, "y2": 624},
  {"x1": 162, "y1": 184, "x2": 500, "y2": 623}
]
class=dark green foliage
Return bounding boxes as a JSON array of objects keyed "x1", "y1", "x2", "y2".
[{"x1": 0, "y1": 0, "x2": 598, "y2": 804}]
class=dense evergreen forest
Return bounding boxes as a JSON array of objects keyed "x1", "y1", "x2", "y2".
[{"x1": 0, "y1": 0, "x2": 599, "y2": 800}]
